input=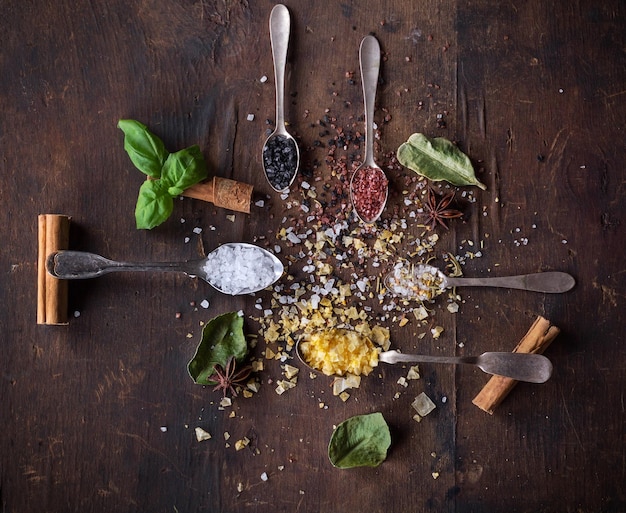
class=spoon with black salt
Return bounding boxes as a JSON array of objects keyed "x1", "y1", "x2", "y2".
[{"x1": 262, "y1": 4, "x2": 299, "y2": 192}]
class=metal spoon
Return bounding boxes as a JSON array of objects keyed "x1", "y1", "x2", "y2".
[
  {"x1": 46, "y1": 243, "x2": 284, "y2": 295},
  {"x1": 377, "y1": 350, "x2": 552, "y2": 383},
  {"x1": 295, "y1": 337, "x2": 553, "y2": 383},
  {"x1": 385, "y1": 263, "x2": 575, "y2": 301},
  {"x1": 349, "y1": 35, "x2": 388, "y2": 224},
  {"x1": 262, "y1": 4, "x2": 299, "y2": 192}
]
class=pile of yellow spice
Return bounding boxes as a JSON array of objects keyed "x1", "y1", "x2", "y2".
[{"x1": 299, "y1": 329, "x2": 380, "y2": 376}]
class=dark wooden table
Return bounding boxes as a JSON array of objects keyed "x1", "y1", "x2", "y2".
[{"x1": 2, "y1": 1, "x2": 625, "y2": 512}]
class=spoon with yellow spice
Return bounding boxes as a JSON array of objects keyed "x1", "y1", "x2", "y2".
[{"x1": 296, "y1": 329, "x2": 553, "y2": 383}]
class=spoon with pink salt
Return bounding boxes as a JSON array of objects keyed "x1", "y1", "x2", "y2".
[{"x1": 349, "y1": 35, "x2": 388, "y2": 224}]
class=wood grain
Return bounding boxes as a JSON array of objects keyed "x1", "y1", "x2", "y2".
[{"x1": 1, "y1": 1, "x2": 625, "y2": 512}]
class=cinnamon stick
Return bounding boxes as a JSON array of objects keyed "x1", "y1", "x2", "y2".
[
  {"x1": 472, "y1": 316, "x2": 560, "y2": 414},
  {"x1": 37, "y1": 214, "x2": 71, "y2": 325},
  {"x1": 183, "y1": 177, "x2": 253, "y2": 214}
]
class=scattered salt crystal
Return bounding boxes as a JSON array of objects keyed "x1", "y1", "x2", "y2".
[
  {"x1": 260, "y1": 472, "x2": 268, "y2": 482},
  {"x1": 193, "y1": 227, "x2": 202, "y2": 234},
  {"x1": 412, "y1": 392, "x2": 436, "y2": 417},
  {"x1": 195, "y1": 427, "x2": 211, "y2": 442},
  {"x1": 260, "y1": 75, "x2": 268, "y2": 83},
  {"x1": 287, "y1": 232, "x2": 301, "y2": 244},
  {"x1": 246, "y1": 113, "x2": 255, "y2": 121},
  {"x1": 180, "y1": 218, "x2": 186, "y2": 223},
  {"x1": 73, "y1": 311, "x2": 81, "y2": 318},
  {"x1": 255, "y1": 199, "x2": 265, "y2": 208},
  {"x1": 160, "y1": 426, "x2": 167, "y2": 432},
  {"x1": 184, "y1": 237, "x2": 190, "y2": 243},
  {"x1": 200, "y1": 300, "x2": 210, "y2": 309}
]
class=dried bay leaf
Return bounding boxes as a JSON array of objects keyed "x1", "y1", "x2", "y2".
[
  {"x1": 187, "y1": 312, "x2": 248, "y2": 385},
  {"x1": 328, "y1": 412, "x2": 391, "y2": 469},
  {"x1": 397, "y1": 133, "x2": 486, "y2": 190}
]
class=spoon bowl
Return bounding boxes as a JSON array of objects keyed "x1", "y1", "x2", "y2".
[
  {"x1": 349, "y1": 35, "x2": 388, "y2": 223},
  {"x1": 262, "y1": 4, "x2": 299, "y2": 192},
  {"x1": 385, "y1": 263, "x2": 575, "y2": 301},
  {"x1": 46, "y1": 243, "x2": 284, "y2": 295},
  {"x1": 294, "y1": 331, "x2": 553, "y2": 383}
]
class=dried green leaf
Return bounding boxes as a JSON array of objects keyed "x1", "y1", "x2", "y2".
[
  {"x1": 397, "y1": 133, "x2": 486, "y2": 190},
  {"x1": 328, "y1": 412, "x2": 391, "y2": 469},
  {"x1": 187, "y1": 312, "x2": 248, "y2": 385}
]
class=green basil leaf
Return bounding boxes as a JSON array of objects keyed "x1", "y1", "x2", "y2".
[
  {"x1": 187, "y1": 312, "x2": 248, "y2": 385},
  {"x1": 118, "y1": 119, "x2": 169, "y2": 178},
  {"x1": 397, "y1": 133, "x2": 487, "y2": 190},
  {"x1": 328, "y1": 412, "x2": 391, "y2": 469},
  {"x1": 160, "y1": 145, "x2": 208, "y2": 195},
  {"x1": 135, "y1": 179, "x2": 174, "y2": 229}
]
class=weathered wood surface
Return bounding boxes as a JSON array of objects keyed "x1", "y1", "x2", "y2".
[{"x1": 2, "y1": 1, "x2": 625, "y2": 512}]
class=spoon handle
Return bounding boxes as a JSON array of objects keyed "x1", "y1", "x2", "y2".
[
  {"x1": 445, "y1": 271, "x2": 575, "y2": 293},
  {"x1": 379, "y1": 351, "x2": 552, "y2": 383},
  {"x1": 47, "y1": 250, "x2": 195, "y2": 279},
  {"x1": 359, "y1": 35, "x2": 380, "y2": 167},
  {"x1": 269, "y1": 4, "x2": 290, "y2": 131}
]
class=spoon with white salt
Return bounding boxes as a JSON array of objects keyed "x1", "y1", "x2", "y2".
[
  {"x1": 262, "y1": 4, "x2": 300, "y2": 192},
  {"x1": 385, "y1": 263, "x2": 575, "y2": 301},
  {"x1": 46, "y1": 243, "x2": 284, "y2": 295}
]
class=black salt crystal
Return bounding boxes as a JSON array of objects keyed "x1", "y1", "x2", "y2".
[{"x1": 263, "y1": 134, "x2": 298, "y2": 191}]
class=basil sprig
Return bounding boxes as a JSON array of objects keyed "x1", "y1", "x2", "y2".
[{"x1": 118, "y1": 119, "x2": 208, "y2": 229}]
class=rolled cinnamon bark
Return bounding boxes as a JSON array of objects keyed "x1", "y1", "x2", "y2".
[
  {"x1": 37, "y1": 214, "x2": 71, "y2": 325},
  {"x1": 183, "y1": 177, "x2": 253, "y2": 214},
  {"x1": 472, "y1": 316, "x2": 560, "y2": 414}
]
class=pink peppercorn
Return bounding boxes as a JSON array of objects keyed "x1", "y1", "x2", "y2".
[{"x1": 350, "y1": 165, "x2": 388, "y2": 222}]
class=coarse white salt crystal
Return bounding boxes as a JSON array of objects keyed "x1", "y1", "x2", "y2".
[
  {"x1": 260, "y1": 472, "x2": 268, "y2": 481},
  {"x1": 195, "y1": 427, "x2": 211, "y2": 442},
  {"x1": 193, "y1": 227, "x2": 202, "y2": 234},
  {"x1": 255, "y1": 199, "x2": 265, "y2": 208},
  {"x1": 203, "y1": 244, "x2": 280, "y2": 295},
  {"x1": 160, "y1": 426, "x2": 167, "y2": 432},
  {"x1": 73, "y1": 311, "x2": 81, "y2": 318},
  {"x1": 301, "y1": 181, "x2": 310, "y2": 189},
  {"x1": 260, "y1": 75, "x2": 268, "y2": 83},
  {"x1": 287, "y1": 232, "x2": 301, "y2": 244},
  {"x1": 180, "y1": 218, "x2": 186, "y2": 223},
  {"x1": 246, "y1": 113, "x2": 255, "y2": 121},
  {"x1": 184, "y1": 237, "x2": 190, "y2": 243},
  {"x1": 200, "y1": 300, "x2": 210, "y2": 309},
  {"x1": 412, "y1": 392, "x2": 436, "y2": 417}
]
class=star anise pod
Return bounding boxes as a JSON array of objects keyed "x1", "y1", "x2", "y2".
[
  {"x1": 208, "y1": 356, "x2": 253, "y2": 397},
  {"x1": 422, "y1": 187, "x2": 464, "y2": 230}
]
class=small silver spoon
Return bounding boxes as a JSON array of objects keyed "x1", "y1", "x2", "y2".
[
  {"x1": 295, "y1": 337, "x2": 552, "y2": 383},
  {"x1": 349, "y1": 35, "x2": 388, "y2": 224},
  {"x1": 46, "y1": 243, "x2": 283, "y2": 295},
  {"x1": 385, "y1": 263, "x2": 575, "y2": 301},
  {"x1": 262, "y1": 4, "x2": 299, "y2": 192}
]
